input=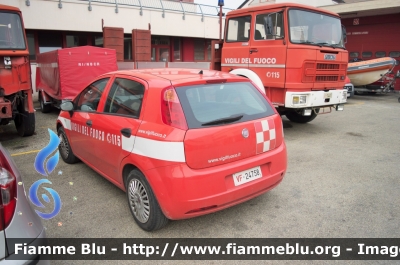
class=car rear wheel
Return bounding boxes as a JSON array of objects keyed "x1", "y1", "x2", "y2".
[
  {"x1": 126, "y1": 169, "x2": 168, "y2": 231},
  {"x1": 58, "y1": 127, "x2": 79, "y2": 164},
  {"x1": 285, "y1": 109, "x2": 319, "y2": 123}
]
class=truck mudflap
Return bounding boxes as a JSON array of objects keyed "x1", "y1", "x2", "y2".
[
  {"x1": 284, "y1": 90, "x2": 347, "y2": 109},
  {"x1": 0, "y1": 97, "x2": 12, "y2": 119}
]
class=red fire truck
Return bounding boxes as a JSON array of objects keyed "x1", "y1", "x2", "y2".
[
  {"x1": 211, "y1": 2, "x2": 348, "y2": 123},
  {"x1": 0, "y1": 4, "x2": 34, "y2": 136}
]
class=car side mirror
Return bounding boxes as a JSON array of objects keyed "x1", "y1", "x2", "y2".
[
  {"x1": 60, "y1": 101, "x2": 74, "y2": 117},
  {"x1": 61, "y1": 101, "x2": 74, "y2": 111}
]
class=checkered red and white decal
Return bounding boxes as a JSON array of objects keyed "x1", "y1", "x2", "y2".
[{"x1": 254, "y1": 119, "x2": 276, "y2": 154}]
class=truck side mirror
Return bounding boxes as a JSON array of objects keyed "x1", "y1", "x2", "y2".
[
  {"x1": 342, "y1": 25, "x2": 347, "y2": 44},
  {"x1": 265, "y1": 15, "x2": 273, "y2": 35},
  {"x1": 263, "y1": 12, "x2": 283, "y2": 39}
]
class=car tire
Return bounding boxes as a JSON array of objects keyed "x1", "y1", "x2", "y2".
[
  {"x1": 58, "y1": 127, "x2": 80, "y2": 164},
  {"x1": 125, "y1": 169, "x2": 168, "y2": 231},
  {"x1": 39, "y1": 93, "x2": 52, "y2": 113},
  {"x1": 285, "y1": 109, "x2": 319, "y2": 123},
  {"x1": 14, "y1": 110, "x2": 35, "y2": 137}
]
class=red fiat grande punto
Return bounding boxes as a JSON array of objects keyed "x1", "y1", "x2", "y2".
[{"x1": 57, "y1": 69, "x2": 287, "y2": 231}]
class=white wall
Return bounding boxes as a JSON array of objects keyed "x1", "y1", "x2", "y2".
[{"x1": 3, "y1": 0, "x2": 225, "y2": 38}]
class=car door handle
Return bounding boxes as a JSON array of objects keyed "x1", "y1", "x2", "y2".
[
  {"x1": 86, "y1": 120, "x2": 92, "y2": 126},
  {"x1": 250, "y1": 48, "x2": 258, "y2": 54},
  {"x1": 121, "y1": 128, "x2": 132, "y2": 138}
]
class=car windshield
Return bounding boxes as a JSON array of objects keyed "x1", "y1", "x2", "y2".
[
  {"x1": 176, "y1": 81, "x2": 275, "y2": 129},
  {"x1": 288, "y1": 9, "x2": 344, "y2": 48},
  {"x1": 0, "y1": 12, "x2": 26, "y2": 50}
]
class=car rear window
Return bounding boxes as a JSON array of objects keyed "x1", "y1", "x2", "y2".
[{"x1": 176, "y1": 81, "x2": 275, "y2": 129}]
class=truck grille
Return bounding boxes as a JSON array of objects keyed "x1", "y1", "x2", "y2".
[
  {"x1": 316, "y1": 76, "x2": 338, "y2": 82},
  {"x1": 303, "y1": 62, "x2": 347, "y2": 83},
  {"x1": 317, "y1": 63, "x2": 340, "y2": 70}
]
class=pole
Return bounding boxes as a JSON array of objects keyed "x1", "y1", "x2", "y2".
[
  {"x1": 218, "y1": 0, "x2": 224, "y2": 41},
  {"x1": 219, "y1": 5, "x2": 222, "y2": 41}
]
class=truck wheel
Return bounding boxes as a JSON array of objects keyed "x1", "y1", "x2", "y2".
[
  {"x1": 58, "y1": 127, "x2": 79, "y2": 164},
  {"x1": 126, "y1": 169, "x2": 168, "y2": 231},
  {"x1": 14, "y1": 111, "x2": 35, "y2": 137},
  {"x1": 39, "y1": 93, "x2": 52, "y2": 113},
  {"x1": 286, "y1": 109, "x2": 319, "y2": 123}
]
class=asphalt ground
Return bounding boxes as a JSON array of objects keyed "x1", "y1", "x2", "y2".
[{"x1": 1, "y1": 93, "x2": 400, "y2": 265}]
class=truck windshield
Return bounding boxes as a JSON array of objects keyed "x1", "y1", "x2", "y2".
[
  {"x1": 0, "y1": 12, "x2": 26, "y2": 50},
  {"x1": 288, "y1": 9, "x2": 344, "y2": 48}
]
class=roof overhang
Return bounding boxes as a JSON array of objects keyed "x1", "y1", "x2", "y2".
[{"x1": 321, "y1": 0, "x2": 400, "y2": 18}]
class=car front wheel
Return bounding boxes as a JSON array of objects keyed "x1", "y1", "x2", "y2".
[{"x1": 126, "y1": 169, "x2": 168, "y2": 231}]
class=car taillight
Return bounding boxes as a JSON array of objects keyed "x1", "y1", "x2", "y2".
[
  {"x1": 161, "y1": 86, "x2": 188, "y2": 130},
  {"x1": 0, "y1": 152, "x2": 17, "y2": 231}
]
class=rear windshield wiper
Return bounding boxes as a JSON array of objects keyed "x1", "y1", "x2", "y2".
[{"x1": 201, "y1": 114, "x2": 244, "y2": 126}]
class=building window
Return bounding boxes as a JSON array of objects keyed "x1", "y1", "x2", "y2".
[
  {"x1": 375, "y1": 51, "x2": 386, "y2": 58},
  {"x1": 124, "y1": 34, "x2": 132, "y2": 60},
  {"x1": 194, "y1": 39, "x2": 205, "y2": 61},
  {"x1": 92, "y1": 35, "x2": 103, "y2": 48},
  {"x1": 66, "y1": 34, "x2": 88, "y2": 48},
  {"x1": 226, "y1": 16, "x2": 251, "y2": 42},
  {"x1": 206, "y1": 40, "x2": 212, "y2": 61},
  {"x1": 151, "y1": 47, "x2": 156, "y2": 61},
  {"x1": 362, "y1": 51, "x2": 372, "y2": 58},
  {"x1": 151, "y1": 36, "x2": 170, "y2": 62},
  {"x1": 349, "y1": 52, "x2": 359, "y2": 58},
  {"x1": 26, "y1": 32, "x2": 36, "y2": 60},
  {"x1": 38, "y1": 31, "x2": 62, "y2": 53},
  {"x1": 159, "y1": 48, "x2": 169, "y2": 62},
  {"x1": 173, "y1": 38, "x2": 181, "y2": 61},
  {"x1": 389, "y1": 51, "x2": 400, "y2": 58},
  {"x1": 151, "y1": 36, "x2": 170, "y2": 45}
]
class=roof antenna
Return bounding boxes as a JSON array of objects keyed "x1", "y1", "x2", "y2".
[{"x1": 198, "y1": 70, "x2": 203, "y2": 75}]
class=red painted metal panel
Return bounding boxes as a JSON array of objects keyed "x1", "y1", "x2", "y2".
[{"x1": 182, "y1": 38, "x2": 194, "y2": 62}]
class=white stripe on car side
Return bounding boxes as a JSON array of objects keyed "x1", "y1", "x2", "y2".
[
  {"x1": 59, "y1": 118, "x2": 185, "y2": 162},
  {"x1": 122, "y1": 134, "x2": 136, "y2": 152},
  {"x1": 58, "y1": 117, "x2": 71, "y2": 130},
  {"x1": 132, "y1": 137, "x2": 186, "y2": 162}
]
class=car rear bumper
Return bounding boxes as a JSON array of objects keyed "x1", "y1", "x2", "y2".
[
  {"x1": 144, "y1": 142, "x2": 287, "y2": 220},
  {"x1": 3, "y1": 228, "x2": 50, "y2": 265}
]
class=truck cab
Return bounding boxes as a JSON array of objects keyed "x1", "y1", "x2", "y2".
[
  {"x1": 0, "y1": 4, "x2": 35, "y2": 136},
  {"x1": 218, "y1": 3, "x2": 348, "y2": 123}
]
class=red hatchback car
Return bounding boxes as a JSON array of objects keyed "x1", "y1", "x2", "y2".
[{"x1": 57, "y1": 69, "x2": 287, "y2": 231}]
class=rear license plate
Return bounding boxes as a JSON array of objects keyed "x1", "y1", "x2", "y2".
[
  {"x1": 233, "y1": 166, "x2": 262, "y2": 186},
  {"x1": 324, "y1": 92, "x2": 332, "y2": 99}
]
